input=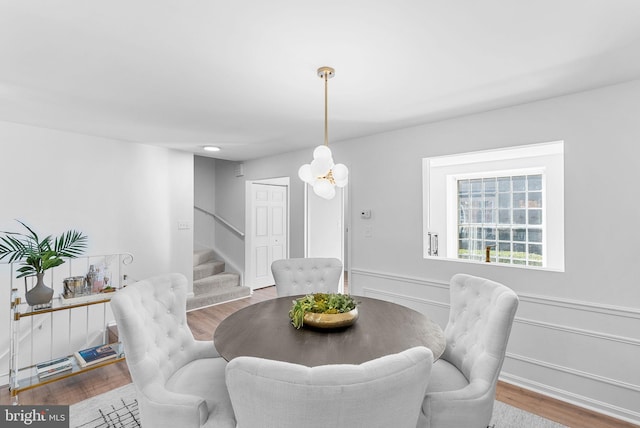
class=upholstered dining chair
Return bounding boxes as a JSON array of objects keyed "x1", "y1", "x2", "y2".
[
  {"x1": 271, "y1": 257, "x2": 343, "y2": 296},
  {"x1": 418, "y1": 273, "x2": 519, "y2": 428},
  {"x1": 226, "y1": 346, "x2": 433, "y2": 428},
  {"x1": 110, "y1": 273, "x2": 235, "y2": 428}
]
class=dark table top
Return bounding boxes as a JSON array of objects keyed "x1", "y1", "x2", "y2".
[{"x1": 214, "y1": 295, "x2": 446, "y2": 367}]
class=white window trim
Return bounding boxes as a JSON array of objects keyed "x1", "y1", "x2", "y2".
[{"x1": 423, "y1": 141, "x2": 564, "y2": 272}]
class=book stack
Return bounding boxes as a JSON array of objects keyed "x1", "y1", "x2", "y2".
[
  {"x1": 74, "y1": 343, "x2": 119, "y2": 368},
  {"x1": 36, "y1": 357, "x2": 73, "y2": 379}
]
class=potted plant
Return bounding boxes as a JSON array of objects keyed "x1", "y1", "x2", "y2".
[
  {"x1": 0, "y1": 220, "x2": 88, "y2": 306},
  {"x1": 289, "y1": 293, "x2": 358, "y2": 329}
]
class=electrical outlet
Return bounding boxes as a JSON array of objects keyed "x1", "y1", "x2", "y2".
[
  {"x1": 361, "y1": 209, "x2": 372, "y2": 219},
  {"x1": 177, "y1": 221, "x2": 191, "y2": 230}
]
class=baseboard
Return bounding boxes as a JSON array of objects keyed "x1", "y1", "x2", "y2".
[{"x1": 500, "y1": 374, "x2": 640, "y2": 426}]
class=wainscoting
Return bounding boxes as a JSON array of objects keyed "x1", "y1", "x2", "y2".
[{"x1": 349, "y1": 268, "x2": 640, "y2": 425}]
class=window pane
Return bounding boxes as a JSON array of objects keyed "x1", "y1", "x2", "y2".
[
  {"x1": 498, "y1": 209, "x2": 511, "y2": 224},
  {"x1": 528, "y1": 175, "x2": 542, "y2": 191},
  {"x1": 528, "y1": 209, "x2": 542, "y2": 225},
  {"x1": 483, "y1": 178, "x2": 496, "y2": 193},
  {"x1": 513, "y1": 243, "x2": 526, "y2": 254},
  {"x1": 513, "y1": 228, "x2": 526, "y2": 241},
  {"x1": 470, "y1": 179, "x2": 482, "y2": 195},
  {"x1": 498, "y1": 242, "x2": 511, "y2": 253},
  {"x1": 484, "y1": 194, "x2": 496, "y2": 209},
  {"x1": 474, "y1": 228, "x2": 483, "y2": 239},
  {"x1": 513, "y1": 176, "x2": 526, "y2": 191},
  {"x1": 498, "y1": 228, "x2": 511, "y2": 240},
  {"x1": 484, "y1": 228, "x2": 495, "y2": 240},
  {"x1": 498, "y1": 193, "x2": 511, "y2": 208},
  {"x1": 513, "y1": 193, "x2": 526, "y2": 209},
  {"x1": 528, "y1": 229, "x2": 542, "y2": 243},
  {"x1": 458, "y1": 180, "x2": 470, "y2": 195},
  {"x1": 528, "y1": 191, "x2": 542, "y2": 208},
  {"x1": 528, "y1": 243, "x2": 543, "y2": 257},
  {"x1": 484, "y1": 209, "x2": 495, "y2": 223},
  {"x1": 513, "y1": 209, "x2": 526, "y2": 224},
  {"x1": 498, "y1": 177, "x2": 511, "y2": 192}
]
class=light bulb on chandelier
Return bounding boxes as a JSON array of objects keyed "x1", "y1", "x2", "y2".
[{"x1": 298, "y1": 66, "x2": 348, "y2": 200}]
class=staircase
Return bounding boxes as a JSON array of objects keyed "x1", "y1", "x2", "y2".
[{"x1": 187, "y1": 249, "x2": 251, "y2": 311}]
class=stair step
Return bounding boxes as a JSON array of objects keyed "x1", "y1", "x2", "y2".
[
  {"x1": 187, "y1": 285, "x2": 251, "y2": 311},
  {"x1": 193, "y1": 249, "x2": 216, "y2": 267},
  {"x1": 194, "y1": 260, "x2": 225, "y2": 281},
  {"x1": 192, "y1": 248, "x2": 247, "y2": 310},
  {"x1": 193, "y1": 272, "x2": 240, "y2": 295}
]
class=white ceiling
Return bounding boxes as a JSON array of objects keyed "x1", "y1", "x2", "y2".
[{"x1": 2, "y1": 1, "x2": 640, "y2": 161}]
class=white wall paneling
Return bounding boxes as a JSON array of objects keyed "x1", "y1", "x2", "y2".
[{"x1": 350, "y1": 267, "x2": 640, "y2": 424}]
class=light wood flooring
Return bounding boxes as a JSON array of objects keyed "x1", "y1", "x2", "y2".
[{"x1": 1, "y1": 286, "x2": 636, "y2": 428}]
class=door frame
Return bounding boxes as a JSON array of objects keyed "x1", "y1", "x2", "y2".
[
  {"x1": 244, "y1": 177, "x2": 290, "y2": 290},
  {"x1": 303, "y1": 183, "x2": 349, "y2": 293}
]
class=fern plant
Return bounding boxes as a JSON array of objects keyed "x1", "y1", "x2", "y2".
[{"x1": 0, "y1": 220, "x2": 88, "y2": 278}]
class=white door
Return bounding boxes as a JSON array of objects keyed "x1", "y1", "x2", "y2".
[
  {"x1": 304, "y1": 185, "x2": 346, "y2": 292},
  {"x1": 246, "y1": 180, "x2": 288, "y2": 289}
]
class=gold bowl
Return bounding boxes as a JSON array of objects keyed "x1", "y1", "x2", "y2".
[{"x1": 303, "y1": 308, "x2": 359, "y2": 329}]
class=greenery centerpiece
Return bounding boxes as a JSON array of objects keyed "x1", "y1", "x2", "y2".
[
  {"x1": 0, "y1": 220, "x2": 88, "y2": 306},
  {"x1": 289, "y1": 293, "x2": 358, "y2": 329}
]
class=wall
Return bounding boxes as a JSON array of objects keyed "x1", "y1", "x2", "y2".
[
  {"x1": 214, "y1": 150, "x2": 311, "y2": 270},
  {"x1": 0, "y1": 122, "x2": 194, "y2": 381},
  {"x1": 213, "y1": 79, "x2": 640, "y2": 423},
  {"x1": 194, "y1": 155, "x2": 216, "y2": 250}
]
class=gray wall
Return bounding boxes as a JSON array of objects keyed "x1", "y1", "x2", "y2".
[
  {"x1": 194, "y1": 155, "x2": 216, "y2": 250},
  {"x1": 214, "y1": 150, "x2": 312, "y2": 268},
  {"x1": 213, "y1": 79, "x2": 640, "y2": 424}
]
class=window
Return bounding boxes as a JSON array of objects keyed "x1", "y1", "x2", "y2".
[
  {"x1": 457, "y1": 173, "x2": 543, "y2": 266},
  {"x1": 423, "y1": 141, "x2": 564, "y2": 271}
]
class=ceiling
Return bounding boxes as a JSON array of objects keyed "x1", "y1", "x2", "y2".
[{"x1": 2, "y1": 1, "x2": 640, "y2": 161}]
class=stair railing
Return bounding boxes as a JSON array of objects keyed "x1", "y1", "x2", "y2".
[{"x1": 195, "y1": 206, "x2": 245, "y2": 238}]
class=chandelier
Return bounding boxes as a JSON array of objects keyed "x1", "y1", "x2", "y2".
[{"x1": 298, "y1": 66, "x2": 348, "y2": 199}]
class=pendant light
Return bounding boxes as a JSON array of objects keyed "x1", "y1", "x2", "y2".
[{"x1": 298, "y1": 66, "x2": 348, "y2": 199}]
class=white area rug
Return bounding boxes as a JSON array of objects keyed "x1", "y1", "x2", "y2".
[
  {"x1": 70, "y1": 384, "x2": 138, "y2": 428},
  {"x1": 70, "y1": 383, "x2": 567, "y2": 428}
]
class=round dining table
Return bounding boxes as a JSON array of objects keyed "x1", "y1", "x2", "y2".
[{"x1": 214, "y1": 295, "x2": 446, "y2": 367}]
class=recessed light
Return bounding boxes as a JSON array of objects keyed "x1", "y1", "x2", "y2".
[{"x1": 203, "y1": 146, "x2": 221, "y2": 152}]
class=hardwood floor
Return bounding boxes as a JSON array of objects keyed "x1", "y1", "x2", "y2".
[{"x1": 1, "y1": 285, "x2": 636, "y2": 428}]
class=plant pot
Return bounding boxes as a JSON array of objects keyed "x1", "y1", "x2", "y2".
[
  {"x1": 303, "y1": 308, "x2": 359, "y2": 329},
  {"x1": 25, "y1": 272, "x2": 54, "y2": 306}
]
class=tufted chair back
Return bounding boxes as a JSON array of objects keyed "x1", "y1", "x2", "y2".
[
  {"x1": 112, "y1": 273, "x2": 197, "y2": 387},
  {"x1": 271, "y1": 257, "x2": 343, "y2": 296},
  {"x1": 110, "y1": 273, "x2": 235, "y2": 428},
  {"x1": 227, "y1": 346, "x2": 434, "y2": 428},
  {"x1": 442, "y1": 273, "x2": 518, "y2": 384},
  {"x1": 418, "y1": 273, "x2": 519, "y2": 428}
]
